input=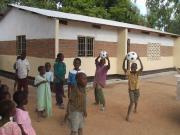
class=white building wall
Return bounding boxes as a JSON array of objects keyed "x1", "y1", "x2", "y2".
[
  {"x1": 59, "y1": 21, "x2": 118, "y2": 42},
  {"x1": 0, "y1": 8, "x2": 55, "y2": 41},
  {"x1": 128, "y1": 31, "x2": 174, "y2": 46}
]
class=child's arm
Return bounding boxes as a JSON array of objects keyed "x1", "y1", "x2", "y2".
[
  {"x1": 34, "y1": 80, "x2": 47, "y2": 87},
  {"x1": 95, "y1": 55, "x2": 100, "y2": 64},
  {"x1": 106, "y1": 56, "x2": 110, "y2": 70},
  {"x1": 18, "y1": 124, "x2": 28, "y2": 135},
  {"x1": 137, "y1": 56, "x2": 143, "y2": 73},
  {"x1": 122, "y1": 57, "x2": 127, "y2": 73}
]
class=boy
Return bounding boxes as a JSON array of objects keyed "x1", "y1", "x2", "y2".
[
  {"x1": 67, "y1": 58, "x2": 82, "y2": 98},
  {"x1": 122, "y1": 56, "x2": 143, "y2": 121},
  {"x1": 68, "y1": 72, "x2": 87, "y2": 135},
  {"x1": 54, "y1": 53, "x2": 66, "y2": 109},
  {"x1": 16, "y1": 52, "x2": 30, "y2": 94},
  {"x1": 94, "y1": 55, "x2": 110, "y2": 111}
]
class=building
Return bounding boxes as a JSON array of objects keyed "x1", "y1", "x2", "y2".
[{"x1": 0, "y1": 4, "x2": 179, "y2": 79}]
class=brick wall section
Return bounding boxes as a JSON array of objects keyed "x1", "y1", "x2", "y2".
[
  {"x1": 27, "y1": 39, "x2": 55, "y2": 58},
  {"x1": 130, "y1": 44, "x2": 173, "y2": 57},
  {"x1": 0, "y1": 41, "x2": 16, "y2": 55},
  {"x1": 59, "y1": 39, "x2": 118, "y2": 58},
  {"x1": 130, "y1": 44, "x2": 147, "y2": 57},
  {"x1": 59, "y1": 39, "x2": 78, "y2": 58},
  {"x1": 160, "y1": 46, "x2": 173, "y2": 56},
  {"x1": 0, "y1": 39, "x2": 55, "y2": 58},
  {"x1": 94, "y1": 41, "x2": 118, "y2": 57}
]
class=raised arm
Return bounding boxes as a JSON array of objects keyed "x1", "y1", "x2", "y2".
[
  {"x1": 122, "y1": 57, "x2": 127, "y2": 73},
  {"x1": 137, "y1": 56, "x2": 143, "y2": 72},
  {"x1": 95, "y1": 55, "x2": 100, "y2": 64},
  {"x1": 106, "y1": 56, "x2": 110, "y2": 70}
]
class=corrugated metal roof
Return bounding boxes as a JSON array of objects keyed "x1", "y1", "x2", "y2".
[{"x1": 8, "y1": 4, "x2": 179, "y2": 37}]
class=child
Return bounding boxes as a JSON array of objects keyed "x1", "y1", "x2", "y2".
[
  {"x1": 122, "y1": 56, "x2": 143, "y2": 121},
  {"x1": 68, "y1": 58, "x2": 82, "y2": 98},
  {"x1": 13, "y1": 56, "x2": 21, "y2": 92},
  {"x1": 45, "y1": 62, "x2": 54, "y2": 91},
  {"x1": 34, "y1": 66, "x2": 52, "y2": 122},
  {"x1": 94, "y1": 55, "x2": 110, "y2": 111},
  {"x1": 0, "y1": 100, "x2": 22, "y2": 135},
  {"x1": 68, "y1": 72, "x2": 87, "y2": 135},
  {"x1": 54, "y1": 53, "x2": 66, "y2": 108},
  {"x1": 13, "y1": 91, "x2": 36, "y2": 135},
  {"x1": 0, "y1": 85, "x2": 11, "y2": 102}
]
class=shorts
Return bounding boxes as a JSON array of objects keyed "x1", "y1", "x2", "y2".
[
  {"x1": 129, "y1": 89, "x2": 140, "y2": 102},
  {"x1": 68, "y1": 112, "x2": 84, "y2": 132}
]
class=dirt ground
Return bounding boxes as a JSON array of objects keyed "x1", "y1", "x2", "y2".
[{"x1": 1, "y1": 73, "x2": 180, "y2": 135}]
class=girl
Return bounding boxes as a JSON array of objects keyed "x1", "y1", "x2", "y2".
[
  {"x1": 13, "y1": 91, "x2": 36, "y2": 135},
  {"x1": 34, "y1": 66, "x2": 52, "y2": 122},
  {"x1": 0, "y1": 100, "x2": 22, "y2": 135}
]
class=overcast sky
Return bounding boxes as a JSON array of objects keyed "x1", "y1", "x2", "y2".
[{"x1": 131, "y1": 0, "x2": 147, "y2": 15}]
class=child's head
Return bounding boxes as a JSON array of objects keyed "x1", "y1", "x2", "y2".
[
  {"x1": 76, "y1": 72, "x2": 87, "y2": 87},
  {"x1": 13, "y1": 91, "x2": 28, "y2": 106},
  {"x1": 16, "y1": 55, "x2": 21, "y2": 60},
  {"x1": 73, "y1": 58, "x2": 81, "y2": 70},
  {"x1": 45, "y1": 62, "x2": 51, "y2": 72},
  {"x1": 0, "y1": 100, "x2": 16, "y2": 120},
  {"x1": 1, "y1": 84, "x2": 9, "y2": 92},
  {"x1": 100, "y1": 58, "x2": 106, "y2": 65},
  {"x1": 0, "y1": 91, "x2": 11, "y2": 102},
  {"x1": 57, "y1": 53, "x2": 64, "y2": 62},
  {"x1": 131, "y1": 63, "x2": 137, "y2": 72},
  {"x1": 21, "y1": 52, "x2": 26, "y2": 60},
  {"x1": 38, "y1": 66, "x2": 45, "y2": 75}
]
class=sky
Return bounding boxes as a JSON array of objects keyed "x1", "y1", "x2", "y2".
[{"x1": 131, "y1": 0, "x2": 147, "y2": 15}]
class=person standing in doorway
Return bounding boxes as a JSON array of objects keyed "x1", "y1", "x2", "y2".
[{"x1": 16, "y1": 52, "x2": 30, "y2": 94}]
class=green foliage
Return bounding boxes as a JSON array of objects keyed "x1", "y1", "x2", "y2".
[{"x1": 146, "y1": 0, "x2": 180, "y2": 34}]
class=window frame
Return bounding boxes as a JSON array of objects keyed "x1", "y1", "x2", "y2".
[
  {"x1": 77, "y1": 36, "x2": 94, "y2": 57},
  {"x1": 16, "y1": 35, "x2": 26, "y2": 55}
]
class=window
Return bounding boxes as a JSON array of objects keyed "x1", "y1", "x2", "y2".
[
  {"x1": 147, "y1": 43, "x2": 160, "y2": 61},
  {"x1": 16, "y1": 35, "x2": 26, "y2": 55},
  {"x1": 78, "y1": 37, "x2": 94, "y2": 57}
]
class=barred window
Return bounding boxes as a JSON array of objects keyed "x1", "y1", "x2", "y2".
[
  {"x1": 16, "y1": 35, "x2": 26, "y2": 55},
  {"x1": 78, "y1": 37, "x2": 94, "y2": 57},
  {"x1": 147, "y1": 43, "x2": 160, "y2": 61}
]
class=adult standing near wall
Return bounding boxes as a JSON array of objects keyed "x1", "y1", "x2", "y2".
[{"x1": 16, "y1": 52, "x2": 30, "y2": 94}]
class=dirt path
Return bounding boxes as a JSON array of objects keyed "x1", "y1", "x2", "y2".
[{"x1": 1, "y1": 74, "x2": 180, "y2": 135}]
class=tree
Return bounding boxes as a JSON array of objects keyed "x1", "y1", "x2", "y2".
[
  {"x1": 0, "y1": 0, "x2": 146, "y2": 26},
  {"x1": 146, "y1": 0, "x2": 180, "y2": 34}
]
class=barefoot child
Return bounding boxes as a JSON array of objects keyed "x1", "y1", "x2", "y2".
[
  {"x1": 122, "y1": 56, "x2": 143, "y2": 121},
  {"x1": 45, "y1": 62, "x2": 54, "y2": 91},
  {"x1": 54, "y1": 53, "x2": 66, "y2": 108},
  {"x1": 34, "y1": 66, "x2": 52, "y2": 121},
  {"x1": 68, "y1": 72, "x2": 87, "y2": 135},
  {"x1": 94, "y1": 55, "x2": 110, "y2": 111},
  {"x1": 13, "y1": 91, "x2": 36, "y2": 135},
  {"x1": 0, "y1": 100, "x2": 22, "y2": 135}
]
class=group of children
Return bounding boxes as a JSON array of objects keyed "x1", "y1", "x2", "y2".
[
  {"x1": 0, "y1": 80, "x2": 36, "y2": 135},
  {"x1": 0, "y1": 51, "x2": 145, "y2": 135}
]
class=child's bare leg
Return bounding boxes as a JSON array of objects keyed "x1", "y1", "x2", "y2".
[
  {"x1": 126, "y1": 102, "x2": 134, "y2": 121},
  {"x1": 78, "y1": 128, "x2": 83, "y2": 135},
  {"x1": 134, "y1": 102, "x2": 138, "y2": 113}
]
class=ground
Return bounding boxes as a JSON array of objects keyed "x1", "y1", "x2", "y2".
[{"x1": 1, "y1": 73, "x2": 180, "y2": 135}]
